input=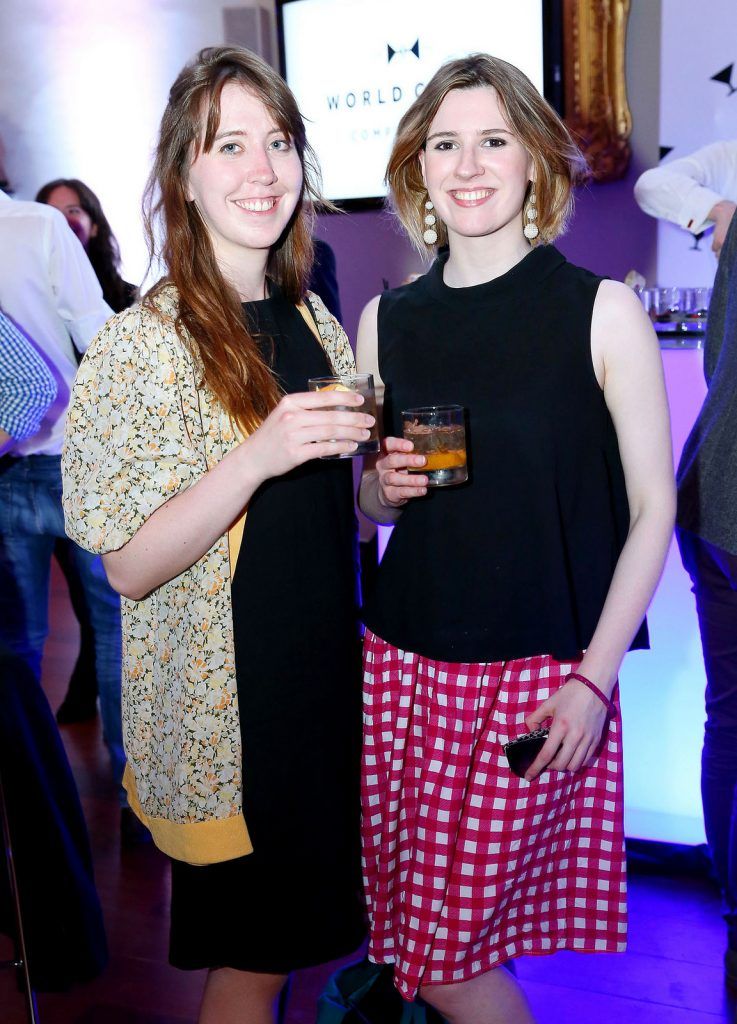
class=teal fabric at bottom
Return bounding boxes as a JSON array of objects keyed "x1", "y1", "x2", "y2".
[{"x1": 317, "y1": 959, "x2": 445, "y2": 1024}]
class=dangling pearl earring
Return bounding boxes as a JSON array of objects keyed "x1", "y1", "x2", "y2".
[
  {"x1": 423, "y1": 198, "x2": 438, "y2": 245},
  {"x1": 523, "y1": 188, "x2": 539, "y2": 240}
]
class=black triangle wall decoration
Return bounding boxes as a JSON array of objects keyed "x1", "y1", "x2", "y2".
[{"x1": 711, "y1": 63, "x2": 737, "y2": 95}]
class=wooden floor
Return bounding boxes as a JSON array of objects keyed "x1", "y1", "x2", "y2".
[{"x1": 1, "y1": 561, "x2": 735, "y2": 1023}]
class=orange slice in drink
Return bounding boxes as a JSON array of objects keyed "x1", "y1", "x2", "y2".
[
  {"x1": 318, "y1": 382, "x2": 354, "y2": 393},
  {"x1": 423, "y1": 449, "x2": 467, "y2": 470}
]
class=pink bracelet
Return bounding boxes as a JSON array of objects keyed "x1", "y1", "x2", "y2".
[{"x1": 565, "y1": 672, "x2": 618, "y2": 718}]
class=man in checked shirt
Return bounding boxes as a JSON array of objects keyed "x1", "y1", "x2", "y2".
[{"x1": 0, "y1": 310, "x2": 57, "y2": 454}]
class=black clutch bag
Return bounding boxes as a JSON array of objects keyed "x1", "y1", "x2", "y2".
[{"x1": 503, "y1": 728, "x2": 550, "y2": 779}]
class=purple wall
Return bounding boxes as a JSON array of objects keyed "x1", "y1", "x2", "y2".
[
  {"x1": 557, "y1": 170, "x2": 658, "y2": 282},
  {"x1": 315, "y1": 207, "x2": 423, "y2": 345}
]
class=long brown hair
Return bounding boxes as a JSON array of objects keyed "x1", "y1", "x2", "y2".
[
  {"x1": 387, "y1": 53, "x2": 588, "y2": 251},
  {"x1": 144, "y1": 46, "x2": 323, "y2": 430}
]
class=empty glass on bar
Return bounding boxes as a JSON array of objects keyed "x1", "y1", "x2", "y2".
[
  {"x1": 307, "y1": 372, "x2": 380, "y2": 458},
  {"x1": 653, "y1": 286, "x2": 681, "y2": 319},
  {"x1": 402, "y1": 405, "x2": 468, "y2": 487}
]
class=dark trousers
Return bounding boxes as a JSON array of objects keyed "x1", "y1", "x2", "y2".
[
  {"x1": 0, "y1": 642, "x2": 107, "y2": 988},
  {"x1": 0, "y1": 455, "x2": 124, "y2": 792},
  {"x1": 678, "y1": 528, "x2": 737, "y2": 948}
]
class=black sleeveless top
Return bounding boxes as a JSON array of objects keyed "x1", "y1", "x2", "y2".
[{"x1": 362, "y1": 246, "x2": 649, "y2": 663}]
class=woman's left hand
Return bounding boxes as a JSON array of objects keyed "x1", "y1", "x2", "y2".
[{"x1": 522, "y1": 679, "x2": 611, "y2": 781}]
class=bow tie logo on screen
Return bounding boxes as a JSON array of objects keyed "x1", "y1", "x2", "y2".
[{"x1": 387, "y1": 40, "x2": 420, "y2": 63}]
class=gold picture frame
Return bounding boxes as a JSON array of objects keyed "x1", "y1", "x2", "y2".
[{"x1": 563, "y1": 0, "x2": 633, "y2": 182}]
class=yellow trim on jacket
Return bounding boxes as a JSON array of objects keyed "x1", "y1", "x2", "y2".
[{"x1": 123, "y1": 763, "x2": 252, "y2": 865}]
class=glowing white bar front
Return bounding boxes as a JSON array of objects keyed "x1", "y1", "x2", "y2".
[{"x1": 621, "y1": 346, "x2": 707, "y2": 845}]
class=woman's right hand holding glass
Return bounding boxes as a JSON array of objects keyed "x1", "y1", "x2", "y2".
[
  {"x1": 242, "y1": 389, "x2": 374, "y2": 481},
  {"x1": 376, "y1": 437, "x2": 428, "y2": 508}
]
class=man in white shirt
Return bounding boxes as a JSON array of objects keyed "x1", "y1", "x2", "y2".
[
  {"x1": 0, "y1": 191, "x2": 128, "y2": 820},
  {"x1": 634, "y1": 139, "x2": 737, "y2": 256}
]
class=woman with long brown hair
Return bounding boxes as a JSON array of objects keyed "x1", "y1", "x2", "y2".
[
  {"x1": 357, "y1": 54, "x2": 675, "y2": 1022},
  {"x1": 62, "y1": 46, "x2": 369, "y2": 1023}
]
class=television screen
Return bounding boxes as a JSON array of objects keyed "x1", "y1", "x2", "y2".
[{"x1": 278, "y1": 0, "x2": 549, "y2": 203}]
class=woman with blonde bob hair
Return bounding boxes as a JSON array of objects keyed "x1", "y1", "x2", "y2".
[
  {"x1": 63, "y1": 46, "x2": 369, "y2": 1023},
  {"x1": 387, "y1": 52, "x2": 585, "y2": 251},
  {"x1": 357, "y1": 53, "x2": 675, "y2": 1022}
]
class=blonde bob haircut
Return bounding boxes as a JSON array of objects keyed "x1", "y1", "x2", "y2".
[{"x1": 387, "y1": 53, "x2": 588, "y2": 251}]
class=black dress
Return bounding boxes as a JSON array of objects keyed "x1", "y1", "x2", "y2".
[{"x1": 169, "y1": 291, "x2": 365, "y2": 973}]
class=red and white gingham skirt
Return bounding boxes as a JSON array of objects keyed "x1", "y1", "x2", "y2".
[{"x1": 361, "y1": 630, "x2": 627, "y2": 1001}]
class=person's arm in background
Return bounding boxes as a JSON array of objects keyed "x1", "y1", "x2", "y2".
[
  {"x1": 44, "y1": 204, "x2": 113, "y2": 354},
  {"x1": 308, "y1": 239, "x2": 343, "y2": 323},
  {"x1": 0, "y1": 311, "x2": 57, "y2": 455},
  {"x1": 634, "y1": 140, "x2": 737, "y2": 255}
]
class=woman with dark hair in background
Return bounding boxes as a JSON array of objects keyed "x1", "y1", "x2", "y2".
[
  {"x1": 35, "y1": 179, "x2": 138, "y2": 732},
  {"x1": 357, "y1": 53, "x2": 675, "y2": 1022},
  {"x1": 62, "y1": 46, "x2": 368, "y2": 1023},
  {"x1": 36, "y1": 178, "x2": 137, "y2": 313}
]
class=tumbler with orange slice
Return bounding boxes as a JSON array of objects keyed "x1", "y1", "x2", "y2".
[
  {"x1": 307, "y1": 373, "x2": 380, "y2": 458},
  {"x1": 401, "y1": 405, "x2": 468, "y2": 486}
]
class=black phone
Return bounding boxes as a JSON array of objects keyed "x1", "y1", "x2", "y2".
[{"x1": 503, "y1": 728, "x2": 550, "y2": 779}]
